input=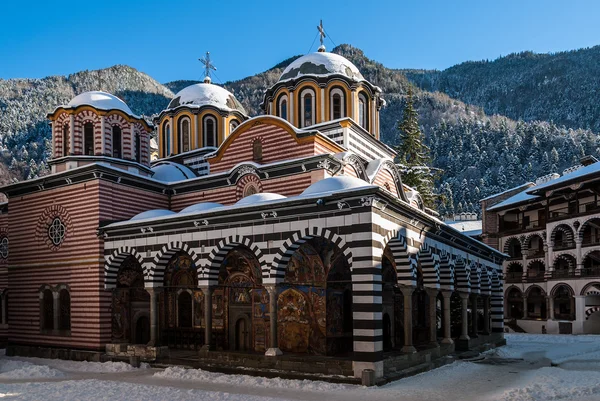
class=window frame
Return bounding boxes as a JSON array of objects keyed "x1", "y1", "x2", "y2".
[
  {"x1": 83, "y1": 122, "x2": 94, "y2": 156},
  {"x1": 62, "y1": 123, "x2": 70, "y2": 157},
  {"x1": 112, "y1": 125, "x2": 122, "y2": 159},
  {"x1": 299, "y1": 88, "x2": 316, "y2": 128},
  {"x1": 203, "y1": 115, "x2": 218, "y2": 148},
  {"x1": 276, "y1": 93, "x2": 289, "y2": 121},
  {"x1": 330, "y1": 87, "x2": 346, "y2": 120},
  {"x1": 178, "y1": 116, "x2": 191, "y2": 153},
  {"x1": 358, "y1": 92, "x2": 369, "y2": 130},
  {"x1": 162, "y1": 121, "x2": 171, "y2": 157}
]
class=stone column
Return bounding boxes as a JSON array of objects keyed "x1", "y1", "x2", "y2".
[
  {"x1": 146, "y1": 288, "x2": 161, "y2": 346},
  {"x1": 574, "y1": 295, "x2": 586, "y2": 334},
  {"x1": 169, "y1": 116, "x2": 175, "y2": 155},
  {"x1": 53, "y1": 291, "x2": 60, "y2": 331},
  {"x1": 289, "y1": 91, "x2": 295, "y2": 126},
  {"x1": 426, "y1": 288, "x2": 439, "y2": 346},
  {"x1": 265, "y1": 285, "x2": 282, "y2": 356},
  {"x1": 576, "y1": 238, "x2": 583, "y2": 276},
  {"x1": 546, "y1": 296, "x2": 554, "y2": 320},
  {"x1": 471, "y1": 294, "x2": 479, "y2": 338},
  {"x1": 459, "y1": 292, "x2": 470, "y2": 341},
  {"x1": 441, "y1": 291, "x2": 453, "y2": 344},
  {"x1": 100, "y1": 116, "x2": 106, "y2": 156},
  {"x1": 483, "y1": 296, "x2": 490, "y2": 335},
  {"x1": 401, "y1": 287, "x2": 416, "y2": 353},
  {"x1": 200, "y1": 286, "x2": 214, "y2": 352},
  {"x1": 522, "y1": 255, "x2": 528, "y2": 281}
]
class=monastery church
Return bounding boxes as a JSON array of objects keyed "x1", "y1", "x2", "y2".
[{"x1": 0, "y1": 28, "x2": 505, "y2": 382}]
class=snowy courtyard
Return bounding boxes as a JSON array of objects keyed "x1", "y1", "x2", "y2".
[{"x1": 0, "y1": 334, "x2": 598, "y2": 401}]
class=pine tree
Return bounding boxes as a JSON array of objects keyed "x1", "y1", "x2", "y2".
[{"x1": 395, "y1": 86, "x2": 436, "y2": 208}]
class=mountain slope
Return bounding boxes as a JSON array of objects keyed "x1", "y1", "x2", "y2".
[{"x1": 403, "y1": 46, "x2": 600, "y2": 132}]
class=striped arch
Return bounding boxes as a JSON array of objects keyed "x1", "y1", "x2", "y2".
[
  {"x1": 523, "y1": 232, "x2": 546, "y2": 251},
  {"x1": 470, "y1": 262, "x2": 481, "y2": 294},
  {"x1": 490, "y1": 268, "x2": 504, "y2": 332},
  {"x1": 384, "y1": 232, "x2": 417, "y2": 287},
  {"x1": 549, "y1": 282, "x2": 574, "y2": 297},
  {"x1": 269, "y1": 227, "x2": 352, "y2": 282},
  {"x1": 581, "y1": 282, "x2": 600, "y2": 296},
  {"x1": 550, "y1": 224, "x2": 575, "y2": 244},
  {"x1": 74, "y1": 110, "x2": 101, "y2": 155},
  {"x1": 148, "y1": 241, "x2": 200, "y2": 287},
  {"x1": 203, "y1": 235, "x2": 267, "y2": 285},
  {"x1": 503, "y1": 236, "x2": 523, "y2": 255},
  {"x1": 552, "y1": 253, "x2": 576, "y2": 270},
  {"x1": 104, "y1": 246, "x2": 145, "y2": 289},
  {"x1": 418, "y1": 243, "x2": 440, "y2": 289},
  {"x1": 585, "y1": 307, "x2": 600, "y2": 320},
  {"x1": 578, "y1": 217, "x2": 600, "y2": 241},
  {"x1": 480, "y1": 266, "x2": 492, "y2": 295},
  {"x1": 582, "y1": 248, "x2": 600, "y2": 262},
  {"x1": 526, "y1": 259, "x2": 545, "y2": 270},
  {"x1": 524, "y1": 284, "x2": 546, "y2": 298},
  {"x1": 438, "y1": 251, "x2": 455, "y2": 291},
  {"x1": 454, "y1": 256, "x2": 471, "y2": 293}
]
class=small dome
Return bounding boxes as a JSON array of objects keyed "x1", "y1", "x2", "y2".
[
  {"x1": 300, "y1": 176, "x2": 374, "y2": 197},
  {"x1": 151, "y1": 162, "x2": 196, "y2": 182},
  {"x1": 235, "y1": 193, "x2": 286, "y2": 206},
  {"x1": 179, "y1": 202, "x2": 224, "y2": 214},
  {"x1": 279, "y1": 52, "x2": 364, "y2": 82},
  {"x1": 167, "y1": 83, "x2": 247, "y2": 114},
  {"x1": 130, "y1": 209, "x2": 175, "y2": 221},
  {"x1": 67, "y1": 91, "x2": 134, "y2": 115}
]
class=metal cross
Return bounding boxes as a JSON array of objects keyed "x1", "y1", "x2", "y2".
[
  {"x1": 317, "y1": 20, "x2": 326, "y2": 47},
  {"x1": 199, "y1": 51, "x2": 217, "y2": 79}
]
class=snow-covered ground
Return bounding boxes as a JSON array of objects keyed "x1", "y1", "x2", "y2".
[{"x1": 0, "y1": 334, "x2": 598, "y2": 400}]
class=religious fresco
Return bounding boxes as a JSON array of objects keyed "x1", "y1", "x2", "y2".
[
  {"x1": 112, "y1": 256, "x2": 147, "y2": 342},
  {"x1": 252, "y1": 288, "x2": 270, "y2": 352},
  {"x1": 162, "y1": 252, "x2": 197, "y2": 329},
  {"x1": 278, "y1": 287, "x2": 327, "y2": 354}
]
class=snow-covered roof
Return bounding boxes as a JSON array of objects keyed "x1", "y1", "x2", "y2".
[
  {"x1": 151, "y1": 162, "x2": 196, "y2": 182},
  {"x1": 235, "y1": 193, "x2": 287, "y2": 206},
  {"x1": 480, "y1": 183, "x2": 534, "y2": 201},
  {"x1": 130, "y1": 209, "x2": 175, "y2": 221},
  {"x1": 487, "y1": 188, "x2": 539, "y2": 211},
  {"x1": 279, "y1": 52, "x2": 364, "y2": 82},
  {"x1": 179, "y1": 202, "x2": 224, "y2": 214},
  {"x1": 299, "y1": 176, "x2": 375, "y2": 197},
  {"x1": 528, "y1": 161, "x2": 600, "y2": 193},
  {"x1": 66, "y1": 91, "x2": 135, "y2": 116},
  {"x1": 365, "y1": 158, "x2": 393, "y2": 183},
  {"x1": 445, "y1": 220, "x2": 482, "y2": 237},
  {"x1": 166, "y1": 83, "x2": 246, "y2": 115}
]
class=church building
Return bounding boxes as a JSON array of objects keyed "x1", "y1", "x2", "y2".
[{"x1": 0, "y1": 32, "x2": 505, "y2": 382}]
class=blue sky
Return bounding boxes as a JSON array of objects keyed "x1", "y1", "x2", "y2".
[{"x1": 1, "y1": 0, "x2": 599, "y2": 84}]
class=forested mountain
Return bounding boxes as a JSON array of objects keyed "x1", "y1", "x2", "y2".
[
  {"x1": 1, "y1": 45, "x2": 599, "y2": 216},
  {"x1": 403, "y1": 46, "x2": 600, "y2": 132}
]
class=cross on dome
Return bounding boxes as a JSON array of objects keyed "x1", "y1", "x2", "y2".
[
  {"x1": 317, "y1": 20, "x2": 326, "y2": 52},
  {"x1": 199, "y1": 51, "x2": 217, "y2": 83}
]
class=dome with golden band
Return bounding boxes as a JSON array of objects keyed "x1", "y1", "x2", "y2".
[{"x1": 279, "y1": 51, "x2": 364, "y2": 83}]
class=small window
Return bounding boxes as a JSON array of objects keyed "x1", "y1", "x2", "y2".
[
  {"x1": 0, "y1": 237, "x2": 8, "y2": 259},
  {"x1": 253, "y1": 139, "x2": 263, "y2": 163},
  {"x1": 281, "y1": 100, "x2": 287, "y2": 120},
  {"x1": 48, "y1": 217, "x2": 66, "y2": 246},
  {"x1": 58, "y1": 289, "x2": 70, "y2": 331},
  {"x1": 112, "y1": 126, "x2": 122, "y2": 158},
  {"x1": 358, "y1": 93, "x2": 369, "y2": 130},
  {"x1": 62, "y1": 123, "x2": 70, "y2": 156},
  {"x1": 276, "y1": 93, "x2": 288, "y2": 121},
  {"x1": 134, "y1": 133, "x2": 141, "y2": 163},
  {"x1": 204, "y1": 116, "x2": 217, "y2": 148},
  {"x1": 84, "y1": 122, "x2": 94, "y2": 155},
  {"x1": 303, "y1": 94, "x2": 313, "y2": 127},
  {"x1": 230, "y1": 119, "x2": 239, "y2": 133},
  {"x1": 42, "y1": 289, "x2": 54, "y2": 330},
  {"x1": 163, "y1": 122, "x2": 171, "y2": 157},
  {"x1": 332, "y1": 94, "x2": 342, "y2": 120},
  {"x1": 179, "y1": 118, "x2": 190, "y2": 153}
]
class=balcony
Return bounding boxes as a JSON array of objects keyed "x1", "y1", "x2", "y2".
[
  {"x1": 581, "y1": 267, "x2": 600, "y2": 277},
  {"x1": 550, "y1": 269, "x2": 576, "y2": 279},
  {"x1": 553, "y1": 241, "x2": 576, "y2": 251},
  {"x1": 499, "y1": 219, "x2": 544, "y2": 235},
  {"x1": 505, "y1": 272, "x2": 524, "y2": 283},
  {"x1": 549, "y1": 201, "x2": 600, "y2": 223},
  {"x1": 526, "y1": 271, "x2": 546, "y2": 282},
  {"x1": 526, "y1": 250, "x2": 545, "y2": 259}
]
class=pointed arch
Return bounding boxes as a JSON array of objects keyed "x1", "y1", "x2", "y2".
[{"x1": 104, "y1": 246, "x2": 146, "y2": 289}]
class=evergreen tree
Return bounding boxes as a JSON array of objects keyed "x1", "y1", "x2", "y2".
[{"x1": 395, "y1": 86, "x2": 436, "y2": 208}]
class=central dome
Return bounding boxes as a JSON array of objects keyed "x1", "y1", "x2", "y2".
[
  {"x1": 67, "y1": 91, "x2": 134, "y2": 115},
  {"x1": 279, "y1": 52, "x2": 364, "y2": 82},
  {"x1": 167, "y1": 83, "x2": 247, "y2": 114}
]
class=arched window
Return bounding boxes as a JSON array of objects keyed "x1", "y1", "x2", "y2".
[
  {"x1": 358, "y1": 92, "x2": 369, "y2": 130},
  {"x1": 179, "y1": 117, "x2": 190, "y2": 153},
  {"x1": 252, "y1": 139, "x2": 263, "y2": 163},
  {"x1": 230, "y1": 119, "x2": 239, "y2": 134},
  {"x1": 58, "y1": 289, "x2": 70, "y2": 331},
  {"x1": 162, "y1": 122, "x2": 171, "y2": 157},
  {"x1": 62, "y1": 123, "x2": 70, "y2": 156},
  {"x1": 134, "y1": 133, "x2": 141, "y2": 163},
  {"x1": 112, "y1": 126, "x2": 122, "y2": 159},
  {"x1": 83, "y1": 122, "x2": 94, "y2": 155},
  {"x1": 330, "y1": 88, "x2": 345, "y2": 120},
  {"x1": 42, "y1": 289, "x2": 54, "y2": 330},
  {"x1": 203, "y1": 115, "x2": 217, "y2": 148},
  {"x1": 276, "y1": 93, "x2": 288, "y2": 121},
  {"x1": 299, "y1": 89, "x2": 315, "y2": 128}
]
